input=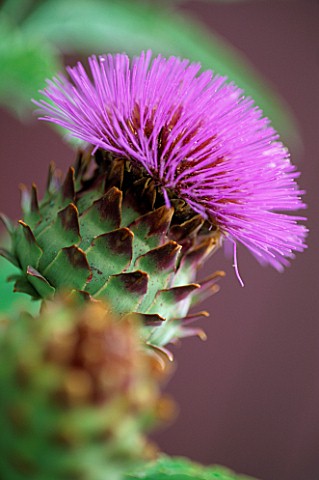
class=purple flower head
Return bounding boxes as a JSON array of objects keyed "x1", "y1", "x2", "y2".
[{"x1": 34, "y1": 51, "x2": 307, "y2": 272}]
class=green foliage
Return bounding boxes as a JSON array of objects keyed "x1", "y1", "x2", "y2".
[
  {"x1": 126, "y1": 455, "x2": 259, "y2": 480},
  {"x1": 0, "y1": 14, "x2": 60, "y2": 117},
  {"x1": 0, "y1": 0, "x2": 299, "y2": 146},
  {"x1": 0, "y1": 254, "x2": 40, "y2": 315}
]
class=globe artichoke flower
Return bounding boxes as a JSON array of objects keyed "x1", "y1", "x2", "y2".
[
  {"x1": 0, "y1": 51, "x2": 307, "y2": 350},
  {"x1": 34, "y1": 51, "x2": 307, "y2": 269},
  {"x1": 0, "y1": 50, "x2": 308, "y2": 480}
]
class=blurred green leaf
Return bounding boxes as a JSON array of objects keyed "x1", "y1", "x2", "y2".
[
  {"x1": 126, "y1": 455, "x2": 258, "y2": 479},
  {"x1": 1, "y1": 0, "x2": 39, "y2": 24},
  {"x1": 20, "y1": 0, "x2": 300, "y2": 148},
  {"x1": 0, "y1": 14, "x2": 61, "y2": 117},
  {"x1": 0, "y1": 255, "x2": 40, "y2": 315}
]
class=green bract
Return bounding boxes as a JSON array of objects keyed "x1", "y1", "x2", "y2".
[{"x1": 0, "y1": 150, "x2": 223, "y2": 348}]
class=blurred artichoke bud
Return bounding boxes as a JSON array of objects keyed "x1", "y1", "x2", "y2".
[{"x1": 0, "y1": 296, "x2": 172, "y2": 480}]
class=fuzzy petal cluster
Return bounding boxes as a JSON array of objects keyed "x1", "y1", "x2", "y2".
[{"x1": 34, "y1": 51, "x2": 307, "y2": 269}]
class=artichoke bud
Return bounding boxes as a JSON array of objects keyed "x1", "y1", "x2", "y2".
[
  {"x1": 0, "y1": 150, "x2": 224, "y2": 347},
  {"x1": 0, "y1": 296, "x2": 172, "y2": 480}
]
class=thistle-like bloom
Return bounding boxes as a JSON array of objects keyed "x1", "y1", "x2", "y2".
[{"x1": 35, "y1": 51, "x2": 307, "y2": 270}]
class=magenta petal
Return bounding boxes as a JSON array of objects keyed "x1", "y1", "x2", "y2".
[{"x1": 34, "y1": 51, "x2": 307, "y2": 269}]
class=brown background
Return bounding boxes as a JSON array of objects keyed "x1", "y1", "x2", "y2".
[{"x1": 0, "y1": 1, "x2": 318, "y2": 479}]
